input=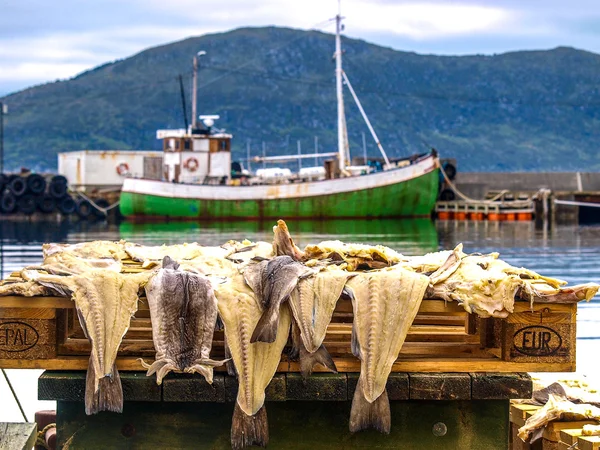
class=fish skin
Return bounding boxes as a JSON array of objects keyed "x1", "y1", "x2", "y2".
[
  {"x1": 288, "y1": 268, "x2": 352, "y2": 377},
  {"x1": 26, "y1": 269, "x2": 150, "y2": 414},
  {"x1": 243, "y1": 256, "x2": 312, "y2": 343},
  {"x1": 272, "y1": 219, "x2": 305, "y2": 261},
  {"x1": 140, "y1": 256, "x2": 226, "y2": 385},
  {"x1": 348, "y1": 268, "x2": 429, "y2": 433},
  {"x1": 215, "y1": 274, "x2": 291, "y2": 448}
]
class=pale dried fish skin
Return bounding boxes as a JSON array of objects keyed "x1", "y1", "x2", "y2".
[{"x1": 348, "y1": 268, "x2": 429, "y2": 433}]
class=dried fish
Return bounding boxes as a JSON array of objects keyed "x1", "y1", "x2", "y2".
[
  {"x1": 24, "y1": 269, "x2": 151, "y2": 414},
  {"x1": 243, "y1": 256, "x2": 313, "y2": 343},
  {"x1": 215, "y1": 274, "x2": 291, "y2": 450},
  {"x1": 288, "y1": 266, "x2": 353, "y2": 377},
  {"x1": 140, "y1": 256, "x2": 226, "y2": 384},
  {"x1": 347, "y1": 267, "x2": 429, "y2": 433}
]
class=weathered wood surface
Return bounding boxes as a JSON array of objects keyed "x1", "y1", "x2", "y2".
[
  {"x1": 56, "y1": 399, "x2": 510, "y2": 449},
  {"x1": 39, "y1": 371, "x2": 532, "y2": 402},
  {"x1": 0, "y1": 422, "x2": 37, "y2": 450}
]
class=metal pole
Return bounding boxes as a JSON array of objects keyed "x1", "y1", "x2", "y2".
[
  {"x1": 178, "y1": 75, "x2": 189, "y2": 131},
  {"x1": 192, "y1": 57, "x2": 198, "y2": 130},
  {"x1": 335, "y1": 3, "x2": 348, "y2": 172},
  {"x1": 246, "y1": 138, "x2": 251, "y2": 171},
  {"x1": 362, "y1": 132, "x2": 367, "y2": 164},
  {"x1": 297, "y1": 140, "x2": 302, "y2": 171},
  {"x1": 2, "y1": 369, "x2": 28, "y2": 422}
]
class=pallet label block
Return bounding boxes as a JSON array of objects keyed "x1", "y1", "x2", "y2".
[
  {"x1": 0, "y1": 321, "x2": 39, "y2": 351},
  {"x1": 0, "y1": 314, "x2": 57, "y2": 359},
  {"x1": 502, "y1": 304, "x2": 575, "y2": 365},
  {"x1": 513, "y1": 325, "x2": 562, "y2": 357}
]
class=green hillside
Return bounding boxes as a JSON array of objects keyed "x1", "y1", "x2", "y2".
[{"x1": 2, "y1": 26, "x2": 600, "y2": 172}]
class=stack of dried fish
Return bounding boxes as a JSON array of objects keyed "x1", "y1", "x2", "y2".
[{"x1": 0, "y1": 219, "x2": 598, "y2": 450}]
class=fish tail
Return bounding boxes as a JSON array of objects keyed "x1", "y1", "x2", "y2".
[
  {"x1": 299, "y1": 344, "x2": 337, "y2": 378},
  {"x1": 85, "y1": 358, "x2": 123, "y2": 415},
  {"x1": 231, "y1": 402, "x2": 269, "y2": 450},
  {"x1": 349, "y1": 378, "x2": 391, "y2": 434},
  {"x1": 250, "y1": 308, "x2": 279, "y2": 343}
]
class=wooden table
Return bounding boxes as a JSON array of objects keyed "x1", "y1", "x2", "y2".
[{"x1": 39, "y1": 371, "x2": 532, "y2": 449}]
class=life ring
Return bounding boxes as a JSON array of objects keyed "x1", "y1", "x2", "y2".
[
  {"x1": 116, "y1": 162, "x2": 130, "y2": 176},
  {"x1": 184, "y1": 157, "x2": 199, "y2": 172}
]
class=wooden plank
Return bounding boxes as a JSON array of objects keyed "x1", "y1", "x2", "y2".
[
  {"x1": 579, "y1": 436, "x2": 600, "y2": 450},
  {"x1": 162, "y1": 374, "x2": 226, "y2": 402},
  {"x1": 0, "y1": 357, "x2": 576, "y2": 372},
  {"x1": 409, "y1": 373, "x2": 471, "y2": 400},
  {"x1": 0, "y1": 307, "x2": 55, "y2": 319},
  {"x1": 510, "y1": 403, "x2": 540, "y2": 427},
  {"x1": 286, "y1": 373, "x2": 348, "y2": 401},
  {"x1": 347, "y1": 373, "x2": 409, "y2": 401},
  {"x1": 0, "y1": 422, "x2": 37, "y2": 450},
  {"x1": 0, "y1": 296, "x2": 72, "y2": 309},
  {"x1": 471, "y1": 373, "x2": 532, "y2": 400},
  {"x1": 544, "y1": 421, "x2": 599, "y2": 442}
]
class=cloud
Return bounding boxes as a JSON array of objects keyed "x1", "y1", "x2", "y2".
[{"x1": 2, "y1": 0, "x2": 600, "y2": 96}]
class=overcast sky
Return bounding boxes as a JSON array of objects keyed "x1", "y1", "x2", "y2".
[{"x1": 1, "y1": 0, "x2": 599, "y2": 96}]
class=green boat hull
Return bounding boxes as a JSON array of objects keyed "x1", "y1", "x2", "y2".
[{"x1": 120, "y1": 168, "x2": 439, "y2": 220}]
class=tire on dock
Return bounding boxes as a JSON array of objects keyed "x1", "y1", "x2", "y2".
[
  {"x1": 26, "y1": 174, "x2": 46, "y2": 195},
  {"x1": 76, "y1": 199, "x2": 93, "y2": 219},
  {"x1": 0, "y1": 191, "x2": 16, "y2": 213},
  {"x1": 17, "y1": 194, "x2": 37, "y2": 215},
  {"x1": 92, "y1": 198, "x2": 110, "y2": 218},
  {"x1": 37, "y1": 194, "x2": 56, "y2": 214},
  {"x1": 49, "y1": 180, "x2": 68, "y2": 199},
  {"x1": 8, "y1": 177, "x2": 27, "y2": 197},
  {"x1": 57, "y1": 196, "x2": 76, "y2": 215},
  {"x1": 0, "y1": 173, "x2": 7, "y2": 192},
  {"x1": 439, "y1": 189, "x2": 456, "y2": 201}
]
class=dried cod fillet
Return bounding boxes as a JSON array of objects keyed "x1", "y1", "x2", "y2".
[
  {"x1": 288, "y1": 266, "x2": 353, "y2": 376},
  {"x1": 140, "y1": 257, "x2": 226, "y2": 384},
  {"x1": 0, "y1": 280, "x2": 55, "y2": 297},
  {"x1": 347, "y1": 267, "x2": 429, "y2": 433},
  {"x1": 518, "y1": 394, "x2": 600, "y2": 442},
  {"x1": 25, "y1": 252, "x2": 123, "y2": 275},
  {"x1": 215, "y1": 275, "x2": 291, "y2": 450},
  {"x1": 42, "y1": 240, "x2": 129, "y2": 261},
  {"x1": 303, "y1": 240, "x2": 405, "y2": 270},
  {"x1": 124, "y1": 242, "x2": 207, "y2": 262},
  {"x1": 243, "y1": 256, "x2": 313, "y2": 343},
  {"x1": 25, "y1": 269, "x2": 151, "y2": 414}
]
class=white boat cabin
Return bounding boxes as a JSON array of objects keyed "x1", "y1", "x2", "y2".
[{"x1": 158, "y1": 119, "x2": 232, "y2": 184}]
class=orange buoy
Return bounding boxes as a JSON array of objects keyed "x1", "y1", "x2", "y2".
[
  {"x1": 505, "y1": 213, "x2": 516, "y2": 221},
  {"x1": 469, "y1": 212, "x2": 483, "y2": 221},
  {"x1": 488, "y1": 212, "x2": 501, "y2": 221},
  {"x1": 455, "y1": 212, "x2": 467, "y2": 220},
  {"x1": 438, "y1": 212, "x2": 450, "y2": 220},
  {"x1": 517, "y1": 212, "x2": 533, "y2": 221}
]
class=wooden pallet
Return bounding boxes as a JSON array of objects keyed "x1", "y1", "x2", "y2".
[
  {"x1": 510, "y1": 402, "x2": 600, "y2": 450},
  {"x1": 0, "y1": 294, "x2": 577, "y2": 372}
]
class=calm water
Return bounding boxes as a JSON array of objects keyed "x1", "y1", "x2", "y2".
[{"x1": 0, "y1": 219, "x2": 599, "y2": 422}]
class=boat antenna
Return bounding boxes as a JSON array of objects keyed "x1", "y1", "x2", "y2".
[
  {"x1": 342, "y1": 71, "x2": 391, "y2": 167},
  {"x1": 335, "y1": 1, "x2": 350, "y2": 172},
  {"x1": 178, "y1": 74, "x2": 189, "y2": 131},
  {"x1": 191, "y1": 50, "x2": 206, "y2": 130}
]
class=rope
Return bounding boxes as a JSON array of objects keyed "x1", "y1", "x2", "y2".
[
  {"x1": 1, "y1": 368, "x2": 28, "y2": 422},
  {"x1": 72, "y1": 191, "x2": 120, "y2": 216},
  {"x1": 35, "y1": 423, "x2": 56, "y2": 450},
  {"x1": 439, "y1": 164, "x2": 533, "y2": 206}
]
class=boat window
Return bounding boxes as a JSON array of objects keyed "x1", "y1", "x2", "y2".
[
  {"x1": 175, "y1": 140, "x2": 180, "y2": 150},
  {"x1": 184, "y1": 140, "x2": 191, "y2": 150},
  {"x1": 220, "y1": 140, "x2": 228, "y2": 151}
]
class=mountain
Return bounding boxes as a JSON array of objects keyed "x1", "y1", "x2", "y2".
[{"x1": 2, "y1": 27, "x2": 600, "y2": 172}]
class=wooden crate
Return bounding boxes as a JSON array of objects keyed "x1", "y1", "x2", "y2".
[
  {"x1": 560, "y1": 428, "x2": 600, "y2": 450},
  {"x1": 0, "y1": 295, "x2": 577, "y2": 372}
]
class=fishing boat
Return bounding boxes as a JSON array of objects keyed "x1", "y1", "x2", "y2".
[{"x1": 119, "y1": 11, "x2": 440, "y2": 220}]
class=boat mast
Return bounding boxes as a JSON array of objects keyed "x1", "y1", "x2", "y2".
[{"x1": 335, "y1": 2, "x2": 349, "y2": 172}]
